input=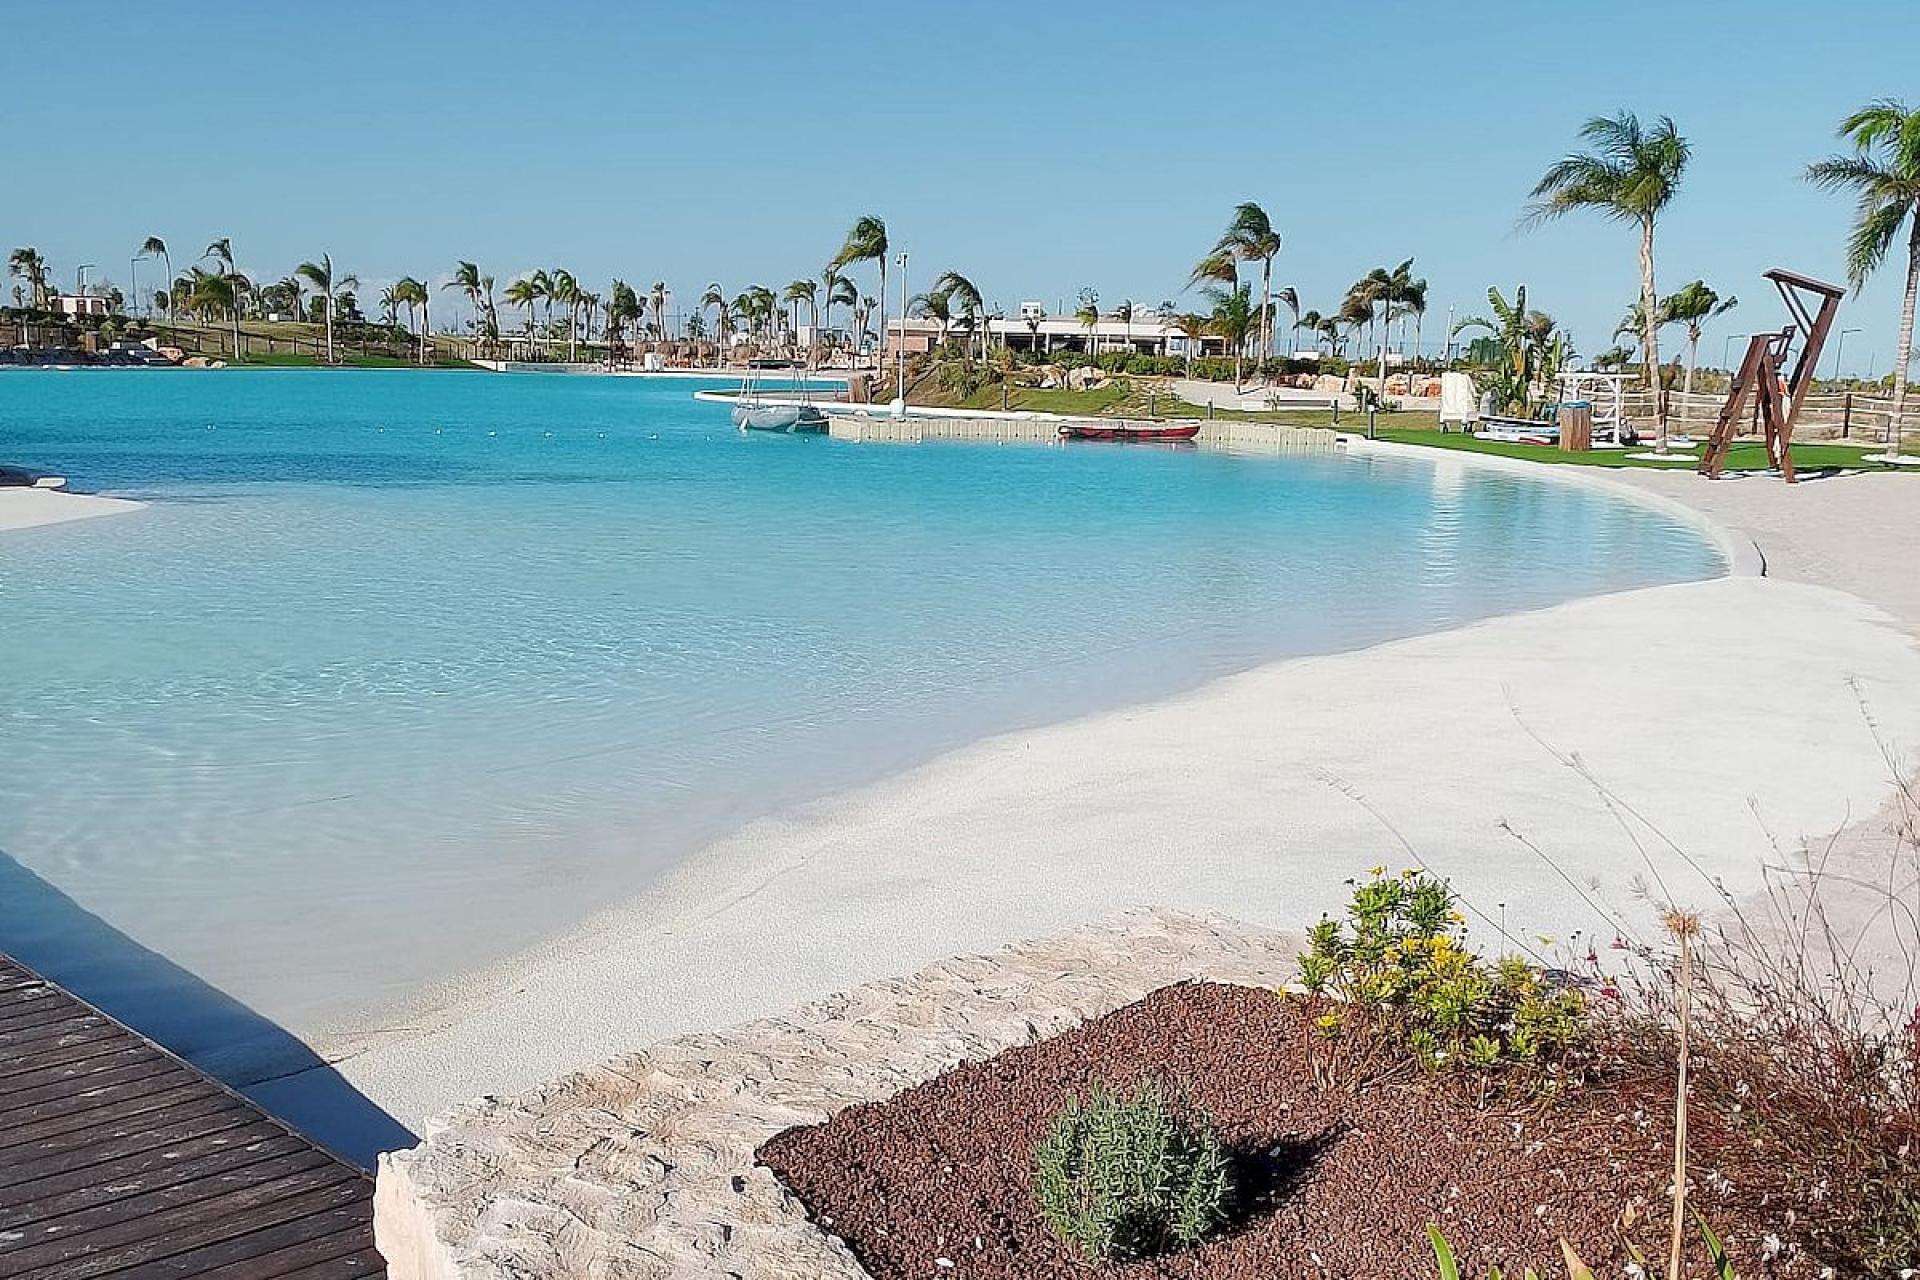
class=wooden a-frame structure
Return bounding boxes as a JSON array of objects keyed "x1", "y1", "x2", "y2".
[{"x1": 1698, "y1": 268, "x2": 1845, "y2": 483}]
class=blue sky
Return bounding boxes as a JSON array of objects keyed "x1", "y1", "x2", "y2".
[{"x1": 6, "y1": 0, "x2": 1916, "y2": 375}]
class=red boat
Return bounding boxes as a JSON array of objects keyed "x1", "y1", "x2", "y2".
[{"x1": 1057, "y1": 421, "x2": 1202, "y2": 442}]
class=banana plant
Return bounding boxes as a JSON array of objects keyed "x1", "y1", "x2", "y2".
[{"x1": 1452, "y1": 284, "x2": 1570, "y2": 416}]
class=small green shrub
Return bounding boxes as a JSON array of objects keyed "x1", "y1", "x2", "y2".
[
  {"x1": 1297, "y1": 869, "x2": 1584, "y2": 1071},
  {"x1": 1031, "y1": 1081, "x2": 1230, "y2": 1261}
]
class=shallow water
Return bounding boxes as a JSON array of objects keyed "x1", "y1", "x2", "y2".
[{"x1": 0, "y1": 369, "x2": 1721, "y2": 1045}]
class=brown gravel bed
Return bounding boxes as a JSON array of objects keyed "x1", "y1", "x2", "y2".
[{"x1": 759, "y1": 982, "x2": 1817, "y2": 1278}]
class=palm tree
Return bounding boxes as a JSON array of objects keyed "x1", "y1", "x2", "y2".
[
  {"x1": 1187, "y1": 250, "x2": 1238, "y2": 297},
  {"x1": 378, "y1": 284, "x2": 402, "y2": 328},
  {"x1": 931, "y1": 271, "x2": 986, "y2": 360},
  {"x1": 1613, "y1": 300, "x2": 1652, "y2": 364},
  {"x1": 1298, "y1": 309, "x2": 1326, "y2": 354},
  {"x1": 393, "y1": 276, "x2": 430, "y2": 364},
  {"x1": 701, "y1": 282, "x2": 731, "y2": 364},
  {"x1": 185, "y1": 267, "x2": 235, "y2": 326},
  {"x1": 1807, "y1": 98, "x2": 1920, "y2": 447},
  {"x1": 832, "y1": 215, "x2": 889, "y2": 370},
  {"x1": 503, "y1": 275, "x2": 542, "y2": 357},
  {"x1": 1075, "y1": 287, "x2": 1100, "y2": 360},
  {"x1": 1115, "y1": 299, "x2": 1135, "y2": 356},
  {"x1": 1525, "y1": 111, "x2": 1690, "y2": 450},
  {"x1": 785, "y1": 279, "x2": 820, "y2": 363},
  {"x1": 604, "y1": 280, "x2": 639, "y2": 364},
  {"x1": 1206, "y1": 202, "x2": 1283, "y2": 361},
  {"x1": 296, "y1": 253, "x2": 357, "y2": 364},
  {"x1": 447, "y1": 261, "x2": 484, "y2": 333},
  {"x1": 1274, "y1": 286, "x2": 1300, "y2": 354},
  {"x1": 1659, "y1": 280, "x2": 1736, "y2": 401},
  {"x1": 1401, "y1": 275, "x2": 1429, "y2": 371},
  {"x1": 139, "y1": 237, "x2": 172, "y2": 319},
  {"x1": 1351, "y1": 259, "x2": 1419, "y2": 400},
  {"x1": 1204, "y1": 284, "x2": 1256, "y2": 390},
  {"x1": 649, "y1": 282, "x2": 670, "y2": 344},
  {"x1": 7, "y1": 247, "x2": 50, "y2": 308},
  {"x1": 201, "y1": 239, "x2": 250, "y2": 356},
  {"x1": 827, "y1": 273, "x2": 858, "y2": 365},
  {"x1": 908, "y1": 286, "x2": 952, "y2": 347},
  {"x1": 546, "y1": 270, "x2": 579, "y2": 360},
  {"x1": 1175, "y1": 312, "x2": 1211, "y2": 374}
]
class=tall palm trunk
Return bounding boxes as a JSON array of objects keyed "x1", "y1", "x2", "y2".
[
  {"x1": 421, "y1": 296, "x2": 430, "y2": 366},
  {"x1": 1891, "y1": 216, "x2": 1920, "y2": 451},
  {"x1": 1639, "y1": 214, "x2": 1666, "y2": 451},
  {"x1": 1683, "y1": 324, "x2": 1701, "y2": 403},
  {"x1": 1378, "y1": 308, "x2": 1390, "y2": 403},
  {"x1": 1259, "y1": 256, "x2": 1272, "y2": 371},
  {"x1": 324, "y1": 296, "x2": 334, "y2": 364}
]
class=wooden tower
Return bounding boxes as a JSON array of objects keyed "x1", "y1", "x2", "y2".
[{"x1": 1698, "y1": 268, "x2": 1844, "y2": 483}]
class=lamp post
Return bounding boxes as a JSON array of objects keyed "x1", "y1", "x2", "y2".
[
  {"x1": 1830, "y1": 327, "x2": 1861, "y2": 380},
  {"x1": 1721, "y1": 333, "x2": 1748, "y2": 373},
  {"x1": 895, "y1": 251, "x2": 909, "y2": 411}
]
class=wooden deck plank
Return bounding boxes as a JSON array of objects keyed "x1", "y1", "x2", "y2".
[
  {"x1": 0, "y1": 1059, "x2": 199, "y2": 1122},
  {"x1": 13, "y1": 1173, "x2": 369, "y2": 1280},
  {"x1": 0, "y1": 1010, "x2": 111, "y2": 1051},
  {"x1": 0, "y1": 1085, "x2": 239, "y2": 1155},
  {"x1": 0, "y1": 1024, "x2": 132, "y2": 1078},
  {"x1": 0, "y1": 952, "x2": 384, "y2": 1278},
  {"x1": 0, "y1": 1042, "x2": 164, "y2": 1095},
  {"x1": 0, "y1": 1109, "x2": 276, "y2": 1194},
  {"x1": 0, "y1": 1151, "x2": 341, "y2": 1260},
  {"x1": 135, "y1": 1209, "x2": 380, "y2": 1278},
  {"x1": 0, "y1": 1126, "x2": 304, "y2": 1219}
]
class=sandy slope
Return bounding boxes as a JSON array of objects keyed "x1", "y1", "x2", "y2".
[
  {"x1": 0, "y1": 486, "x2": 143, "y2": 531},
  {"x1": 328, "y1": 560, "x2": 1920, "y2": 1127}
]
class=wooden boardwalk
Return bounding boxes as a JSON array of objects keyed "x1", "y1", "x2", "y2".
[{"x1": 0, "y1": 953, "x2": 384, "y2": 1278}]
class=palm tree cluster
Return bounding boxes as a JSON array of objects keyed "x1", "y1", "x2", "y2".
[{"x1": 1523, "y1": 110, "x2": 1690, "y2": 449}]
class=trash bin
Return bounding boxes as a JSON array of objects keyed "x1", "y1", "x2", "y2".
[{"x1": 1557, "y1": 401, "x2": 1593, "y2": 452}]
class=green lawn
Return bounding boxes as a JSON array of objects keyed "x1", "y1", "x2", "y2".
[
  {"x1": 951, "y1": 382, "x2": 1144, "y2": 415},
  {"x1": 1373, "y1": 428, "x2": 1910, "y2": 473}
]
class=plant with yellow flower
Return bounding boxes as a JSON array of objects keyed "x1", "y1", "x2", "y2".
[{"x1": 1295, "y1": 869, "x2": 1585, "y2": 1077}]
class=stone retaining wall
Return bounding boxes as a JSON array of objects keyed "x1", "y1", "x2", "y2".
[
  {"x1": 825, "y1": 414, "x2": 1340, "y2": 454},
  {"x1": 374, "y1": 909, "x2": 1298, "y2": 1279}
]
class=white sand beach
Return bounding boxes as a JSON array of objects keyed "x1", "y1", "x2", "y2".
[
  {"x1": 317, "y1": 460, "x2": 1920, "y2": 1131},
  {"x1": 0, "y1": 485, "x2": 143, "y2": 532}
]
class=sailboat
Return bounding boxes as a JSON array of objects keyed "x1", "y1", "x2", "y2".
[{"x1": 731, "y1": 370, "x2": 828, "y2": 434}]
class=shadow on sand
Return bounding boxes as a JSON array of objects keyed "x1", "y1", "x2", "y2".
[{"x1": 0, "y1": 848, "x2": 415, "y2": 1168}]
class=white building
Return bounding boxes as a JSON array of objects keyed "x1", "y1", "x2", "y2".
[
  {"x1": 849, "y1": 310, "x2": 1226, "y2": 359},
  {"x1": 50, "y1": 294, "x2": 111, "y2": 319}
]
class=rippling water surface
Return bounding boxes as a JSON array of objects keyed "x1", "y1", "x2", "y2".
[{"x1": 0, "y1": 369, "x2": 1721, "y2": 1036}]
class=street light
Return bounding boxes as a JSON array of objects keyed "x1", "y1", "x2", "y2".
[
  {"x1": 895, "y1": 251, "x2": 909, "y2": 413},
  {"x1": 1830, "y1": 327, "x2": 1861, "y2": 380},
  {"x1": 1721, "y1": 332, "x2": 1748, "y2": 372}
]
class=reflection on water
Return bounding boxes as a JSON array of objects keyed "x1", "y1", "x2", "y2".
[{"x1": 0, "y1": 370, "x2": 1723, "y2": 1037}]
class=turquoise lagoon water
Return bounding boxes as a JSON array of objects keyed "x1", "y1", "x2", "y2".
[{"x1": 0, "y1": 369, "x2": 1723, "y2": 1043}]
